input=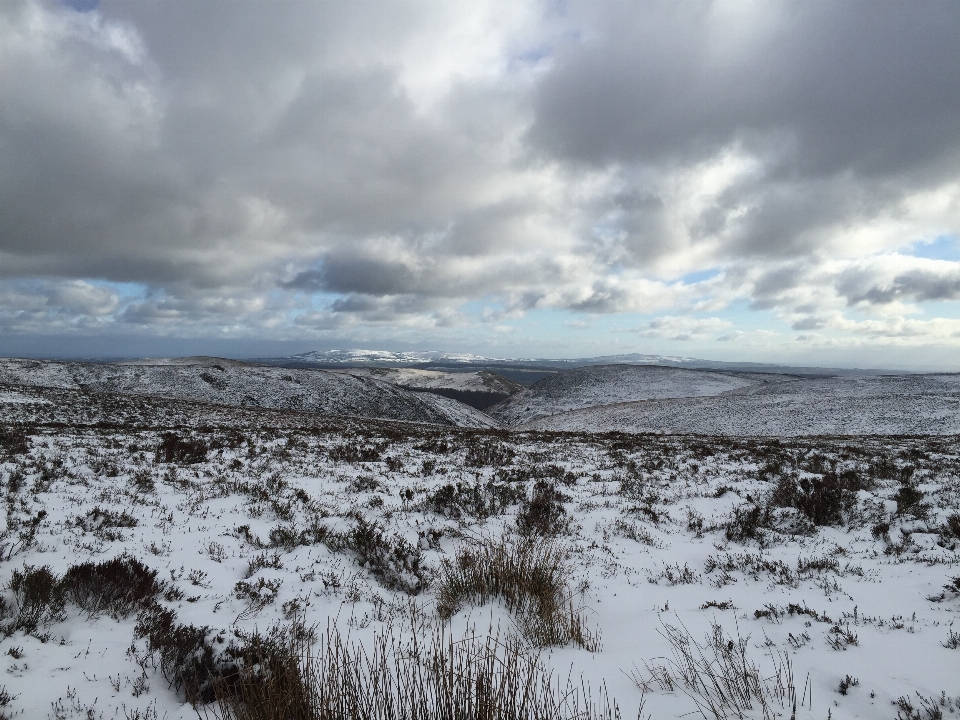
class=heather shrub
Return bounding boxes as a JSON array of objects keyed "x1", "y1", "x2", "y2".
[
  {"x1": 516, "y1": 480, "x2": 569, "y2": 537},
  {"x1": 436, "y1": 536, "x2": 598, "y2": 650},
  {"x1": 155, "y1": 432, "x2": 209, "y2": 464}
]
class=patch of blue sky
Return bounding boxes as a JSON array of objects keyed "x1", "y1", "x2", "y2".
[
  {"x1": 305, "y1": 291, "x2": 346, "y2": 309},
  {"x1": 459, "y1": 297, "x2": 503, "y2": 319},
  {"x1": 87, "y1": 280, "x2": 149, "y2": 300},
  {"x1": 476, "y1": 307, "x2": 633, "y2": 357},
  {"x1": 909, "y1": 300, "x2": 960, "y2": 319},
  {"x1": 507, "y1": 46, "x2": 551, "y2": 72},
  {"x1": 677, "y1": 268, "x2": 722, "y2": 285},
  {"x1": 906, "y1": 234, "x2": 960, "y2": 261},
  {"x1": 473, "y1": 297, "x2": 791, "y2": 354}
]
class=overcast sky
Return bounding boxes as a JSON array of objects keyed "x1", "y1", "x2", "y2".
[{"x1": 2, "y1": 0, "x2": 960, "y2": 367}]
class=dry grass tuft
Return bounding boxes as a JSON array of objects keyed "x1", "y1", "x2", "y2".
[
  {"x1": 207, "y1": 618, "x2": 622, "y2": 720},
  {"x1": 435, "y1": 535, "x2": 599, "y2": 650},
  {"x1": 635, "y1": 619, "x2": 798, "y2": 720}
]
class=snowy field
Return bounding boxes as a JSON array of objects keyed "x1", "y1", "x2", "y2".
[
  {"x1": 491, "y1": 365, "x2": 960, "y2": 436},
  {"x1": 0, "y1": 379, "x2": 958, "y2": 719},
  {"x1": 488, "y1": 365, "x2": 769, "y2": 426}
]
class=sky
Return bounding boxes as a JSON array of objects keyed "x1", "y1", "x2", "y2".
[{"x1": 2, "y1": 1, "x2": 960, "y2": 369}]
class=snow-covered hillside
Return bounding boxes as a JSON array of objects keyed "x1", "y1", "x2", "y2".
[
  {"x1": 290, "y1": 349, "x2": 499, "y2": 366},
  {"x1": 488, "y1": 364, "x2": 770, "y2": 426},
  {"x1": 522, "y1": 372, "x2": 960, "y2": 436},
  {"x1": 0, "y1": 387, "x2": 957, "y2": 719},
  {"x1": 335, "y1": 367, "x2": 521, "y2": 395},
  {"x1": 0, "y1": 358, "x2": 497, "y2": 428}
]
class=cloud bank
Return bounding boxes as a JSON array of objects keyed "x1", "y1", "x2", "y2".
[{"x1": 1, "y1": 1, "x2": 959, "y2": 365}]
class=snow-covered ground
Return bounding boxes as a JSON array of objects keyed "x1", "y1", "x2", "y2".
[
  {"x1": 334, "y1": 367, "x2": 522, "y2": 395},
  {"x1": 483, "y1": 364, "x2": 960, "y2": 436},
  {"x1": 521, "y1": 372, "x2": 960, "y2": 436},
  {"x1": 0, "y1": 358, "x2": 496, "y2": 429},
  {"x1": 0, "y1": 381, "x2": 958, "y2": 719},
  {"x1": 290, "y1": 349, "x2": 501, "y2": 366},
  {"x1": 488, "y1": 365, "x2": 771, "y2": 426}
]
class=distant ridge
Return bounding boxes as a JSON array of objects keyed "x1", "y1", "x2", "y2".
[{"x1": 271, "y1": 349, "x2": 898, "y2": 378}]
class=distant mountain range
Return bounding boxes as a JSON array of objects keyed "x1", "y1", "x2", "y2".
[{"x1": 269, "y1": 349, "x2": 898, "y2": 380}]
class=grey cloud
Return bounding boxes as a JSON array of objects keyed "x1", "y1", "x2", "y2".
[
  {"x1": 741, "y1": 263, "x2": 808, "y2": 310},
  {"x1": 2, "y1": 1, "x2": 523, "y2": 288},
  {"x1": 2, "y1": 0, "x2": 960, "y2": 350},
  {"x1": 289, "y1": 258, "x2": 422, "y2": 297},
  {"x1": 529, "y1": 2, "x2": 960, "y2": 265},
  {"x1": 839, "y1": 267, "x2": 960, "y2": 306},
  {"x1": 531, "y1": 3, "x2": 960, "y2": 175},
  {"x1": 791, "y1": 317, "x2": 826, "y2": 331}
]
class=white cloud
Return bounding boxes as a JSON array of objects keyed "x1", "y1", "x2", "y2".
[
  {"x1": 1, "y1": 1, "x2": 960, "y2": 362},
  {"x1": 637, "y1": 316, "x2": 732, "y2": 341}
]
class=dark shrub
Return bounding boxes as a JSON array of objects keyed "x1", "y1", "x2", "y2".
[
  {"x1": 61, "y1": 555, "x2": 162, "y2": 618},
  {"x1": 135, "y1": 605, "x2": 219, "y2": 702},
  {"x1": 414, "y1": 436, "x2": 450, "y2": 454},
  {"x1": 71, "y1": 506, "x2": 138, "y2": 533},
  {"x1": 464, "y1": 440, "x2": 515, "y2": 468},
  {"x1": 210, "y1": 625, "x2": 312, "y2": 720},
  {"x1": 894, "y1": 484, "x2": 927, "y2": 518},
  {"x1": 347, "y1": 475, "x2": 385, "y2": 494},
  {"x1": 344, "y1": 517, "x2": 427, "y2": 594},
  {"x1": 516, "y1": 481, "x2": 569, "y2": 537},
  {"x1": 943, "y1": 513, "x2": 960, "y2": 538},
  {"x1": 426, "y1": 481, "x2": 524, "y2": 521},
  {"x1": 8, "y1": 565, "x2": 66, "y2": 632},
  {"x1": 328, "y1": 443, "x2": 382, "y2": 463},
  {"x1": 724, "y1": 503, "x2": 773, "y2": 542},
  {"x1": 131, "y1": 468, "x2": 155, "y2": 492},
  {"x1": 0, "y1": 428, "x2": 30, "y2": 457},
  {"x1": 501, "y1": 463, "x2": 577, "y2": 486},
  {"x1": 156, "y1": 432, "x2": 209, "y2": 464},
  {"x1": 770, "y1": 473, "x2": 855, "y2": 526},
  {"x1": 872, "y1": 457, "x2": 916, "y2": 484}
]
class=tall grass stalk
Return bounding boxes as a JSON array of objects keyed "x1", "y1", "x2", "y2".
[
  {"x1": 435, "y1": 535, "x2": 600, "y2": 650},
  {"x1": 635, "y1": 618, "x2": 797, "y2": 720},
  {"x1": 208, "y1": 619, "x2": 628, "y2": 720}
]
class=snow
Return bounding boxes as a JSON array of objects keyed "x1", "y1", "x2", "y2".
[
  {"x1": 521, "y1": 372, "x2": 960, "y2": 435},
  {"x1": 334, "y1": 367, "x2": 522, "y2": 395},
  {"x1": 489, "y1": 364, "x2": 774, "y2": 426},
  {"x1": 291, "y1": 349, "x2": 500, "y2": 365},
  {"x1": 0, "y1": 390, "x2": 49, "y2": 405},
  {"x1": 0, "y1": 360, "x2": 959, "y2": 718},
  {"x1": 0, "y1": 373, "x2": 957, "y2": 719},
  {"x1": 0, "y1": 358, "x2": 496, "y2": 428}
]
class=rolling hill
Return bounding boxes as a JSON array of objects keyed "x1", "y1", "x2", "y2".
[{"x1": 0, "y1": 358, "x2": 499, "y2": 428}]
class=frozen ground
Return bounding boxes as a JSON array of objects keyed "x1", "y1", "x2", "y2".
[
  {"x1": 488, "y1": 365, "x2": 770, "y2": 426},
  {"x1": 0, "y1": 379, "x2": 958, "y2": 719},
  {"x1": 490, "y1": 365, "x2": 960, "y2": 436},
  {"x1": 0, "y1": 358, "x2": 496, "y2": 429},
  {"x1": 333, "y1": 367, "x2": 521, "y2": 395}
]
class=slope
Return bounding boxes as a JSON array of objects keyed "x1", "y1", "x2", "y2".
[
  {"x1": 523, "y1": 373, "x2": 960, "y2": 435},
  {"x1": 487, "y1": 364, "x2": 769, "y2": 426},
  {"x1": 0, "y1": 358, "x2": 498, "y2": 428}
]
